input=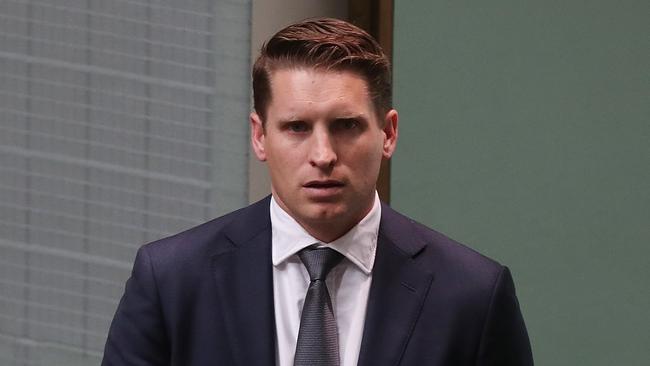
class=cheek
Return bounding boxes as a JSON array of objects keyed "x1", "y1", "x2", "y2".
[
  {"x1": 361, "y1": 140, "x2": 386, "y2": 165},
  {"x1": 269, "y1": 153, "x2": 301, "y2": 179},
  {"x1": 350, "y1": 147, "x2": 383, "y2": 181}
]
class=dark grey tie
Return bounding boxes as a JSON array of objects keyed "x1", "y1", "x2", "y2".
[{"x1": 294, "y1": 247, "x2": 344, "y2": 366}]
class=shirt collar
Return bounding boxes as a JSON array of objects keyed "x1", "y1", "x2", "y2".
[{"x1": 270, "y1": 192, "x2": 381, "y2": 275}]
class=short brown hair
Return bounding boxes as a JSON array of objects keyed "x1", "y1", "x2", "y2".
[{"x1": 252, "y1": 17, "x2": 391, "y2": 121}]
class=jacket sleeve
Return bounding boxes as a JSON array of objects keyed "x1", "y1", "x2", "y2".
[
  {"x1": 476, "y1": 266, "x2": 534, "y2": 366},
  {"x1": 102, "y1": 246, "x2": 171, "y2": 366}
]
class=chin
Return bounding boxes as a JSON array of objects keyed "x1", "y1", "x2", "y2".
[{"x1": 303, "y1": 203, "x2": 347, "y2": 222}]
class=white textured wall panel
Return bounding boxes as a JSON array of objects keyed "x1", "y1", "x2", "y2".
[{"x1": 0, "y1": 0, "x2": 252, "y2": 364}]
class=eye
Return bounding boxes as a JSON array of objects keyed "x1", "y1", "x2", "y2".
[
  {"x1": 285, "y1": 121, "x2": 309, "y2": 133},
  {"x1": 334, "y1": 118, "x2": 360, "y2": 131}
]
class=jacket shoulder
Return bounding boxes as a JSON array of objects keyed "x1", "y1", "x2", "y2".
[
  {"x1": 380, "y1": 204, "x2": 505, "y2": 286},
  {"x1": 138, "y1": 196, "x2": 271, "y2": 271}
]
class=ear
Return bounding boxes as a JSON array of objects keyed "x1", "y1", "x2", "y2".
[
  {"x1": 250, "y1": 112, "x2": 267, "y2": 161},
  {"x1": 381, "y1": 109, "x2": 399, "y2": 159}
]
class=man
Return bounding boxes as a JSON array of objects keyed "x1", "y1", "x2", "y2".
[{"x1": 103, "y1": 18, "x2": 533, "y2": 366}]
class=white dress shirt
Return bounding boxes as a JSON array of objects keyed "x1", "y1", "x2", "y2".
[{"x1": 271, "y1": 192, "x2": 381, "y2": 366}]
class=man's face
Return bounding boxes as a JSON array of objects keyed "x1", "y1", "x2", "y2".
[{"x1": 251, "y1": 68, "x2": 398, "y2": 242}]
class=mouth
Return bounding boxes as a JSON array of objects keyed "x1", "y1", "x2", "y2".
[
  {"x1": 303, "y1": 180, "x2": 345, "y2": 189},
  {"x1": 302, "y1": 180, "x2": 345, "y2": 200}
]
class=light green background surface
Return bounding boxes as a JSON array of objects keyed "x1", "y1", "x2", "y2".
[{"x1": 392, "y1": 1, "x2": 649, "y2": 365}]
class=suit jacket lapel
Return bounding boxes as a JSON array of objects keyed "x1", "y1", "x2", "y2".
[
  {"x1": 211, "y1": 197, "x2": 276, "y2": 366},
  {"x1": 357, "y1": 204, "x2": 435, "y2": 366}
]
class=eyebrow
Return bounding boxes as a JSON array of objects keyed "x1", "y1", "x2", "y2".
[{"x1": 333, "y1": 113, "x2": 368, "y2": 120}]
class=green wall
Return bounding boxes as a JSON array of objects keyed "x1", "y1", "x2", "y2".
[{"x1": 392, "y1": 1, "x2": 649, "y2": 365}]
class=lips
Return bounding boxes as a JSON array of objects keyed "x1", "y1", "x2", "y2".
[
  {"x1": 302, "y1": 180, "x2": 345, "y2": 199},
  {"x1": 303, "y1": 180, "x2": 345, "y2": 189}
]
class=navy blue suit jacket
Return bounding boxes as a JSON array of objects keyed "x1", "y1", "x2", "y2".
[{"x1": 102, "y1": 197, "x2": 533, "y2": 365}]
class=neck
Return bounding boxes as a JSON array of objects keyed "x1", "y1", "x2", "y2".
[
  {"x1": 271, "y1": 192, "x2": 376, "y2": 244},
  {"x1": 300, "y1": 220, "x2": 358, "y2": 244}
]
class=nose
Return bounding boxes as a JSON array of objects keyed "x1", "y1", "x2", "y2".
[{"x1": 309, "y1": 129, "x2": 337, "y2": 169}]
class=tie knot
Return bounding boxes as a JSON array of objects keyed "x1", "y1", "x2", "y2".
[{"x1": 298, "y1": 247, "x2": 343, "y2": 281}]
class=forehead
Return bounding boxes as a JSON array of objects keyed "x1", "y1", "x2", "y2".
[
  {"x1": 267, "y1": 67, "x2": 371, "y2": 109},
  {"x1": 270, "y1": 66, "x2": 368, "y2": 87}
]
